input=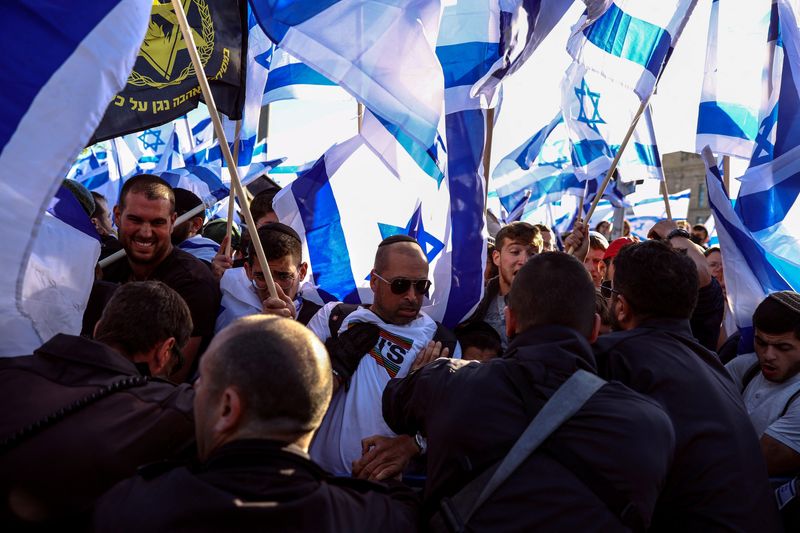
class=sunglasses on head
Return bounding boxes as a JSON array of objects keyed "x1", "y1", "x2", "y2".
[{"x1": 373, "y1": 272, "x2": 431, "y2": 295}]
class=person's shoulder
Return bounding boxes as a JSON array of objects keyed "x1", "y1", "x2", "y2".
[
  {"x1": 160, "y1": 248, "x2": 216, "y2": 284},
  {"x1": 725, "y1": 353, "x2": 758, "y2": 382},
  {"x1": 592, "y1": 328, "x2": 654, "y2": 355}
]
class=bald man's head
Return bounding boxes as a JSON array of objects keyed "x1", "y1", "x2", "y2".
[{"x1": 194, "y1": 316, "x2": 332, "y2": 458}]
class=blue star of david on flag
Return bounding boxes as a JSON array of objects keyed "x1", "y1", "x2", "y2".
[
  {"x1": 539, "y1": 139, "x2": 568, "y2": 169},
  {"x1": 137, "y1": 129, "x2": 165, "y2": 151},
  {"x1": 575, "y1": 78, "x2": 605, "y2": 134},
  {"x1": 377, "y1": 205, "x2": 444, "y2": 263},
  {"x1": 750, "y1": 104, "x2": 777, "y2": 167}
]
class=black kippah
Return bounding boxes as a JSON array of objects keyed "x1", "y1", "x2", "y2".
[
  {"x1": 378, "y1": 234, "x2": 419, "y2": 248},
  {"x1": 260, "y1": 222, "x2": 301, "y2": 244}
]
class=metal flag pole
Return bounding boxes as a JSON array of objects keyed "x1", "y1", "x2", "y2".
[{"x1": 170, "y1": 0, "x2": 277, "y2": 298}]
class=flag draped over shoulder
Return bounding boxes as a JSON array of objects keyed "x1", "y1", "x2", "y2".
[
  {"x1": 92, "y1": 0, "x2": 247, "y2": 143},
  {"x1": 0, "y1": 0, "x2": 150, "y2": 355},
  {"x1": 250, "y1": 0, "x2": 445, "y2": 150},
  {"x1": 695, "y1": 0, "x2": 774, "y2": 159}
]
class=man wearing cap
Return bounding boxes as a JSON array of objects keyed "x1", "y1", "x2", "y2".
[
  {"x1": 215, "y1": 223, "x2": 319, "y2": 329},
  {"x1": 171, "y1": 188, "x2": 220, "y2": 266},
  {"x1": 600, "y1": 236, "x2": 635, "y2": 296},
  {"x1": 306, "y1": 235, "x2": 459, "y2": 479},
  {"x1": 726, "y1": 291, "x2": 800, "y2": 476}
]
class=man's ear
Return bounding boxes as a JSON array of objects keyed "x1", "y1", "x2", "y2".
[
  {"x1": 370, "y1": 269, "x2": 378, "y2": 292},
  {"x1": 613, "y1": 295, "x2": 633, "y2": 330},
  {"x1": 298, "y1": 262, "x2": 308, "y2": 282},
  {"x1": 149, "y1": 337, "x2": 176, "y2": 377},
  {"x1": 190, "y1": 216, "x2": 204, "y2": 235},
  {"x1": 216, "y1": 387, "x2": 244, "y2": 434},
  {"x1": 492, "y1": 248, "x2": 501, "y2": 268},
  {"x1": 243, "y1": 261, "x2": 253, "y2": 280},
  {"x1": 588, "y1": 313, "x2": 601, "y2": 344},
  {"x1": 505, "y1": 305, "x2": 516, "y2": 340}
]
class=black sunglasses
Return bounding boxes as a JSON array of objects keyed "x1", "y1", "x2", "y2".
[{"x1": 374, "y1": 273, "x2": 431, "y2": 295}]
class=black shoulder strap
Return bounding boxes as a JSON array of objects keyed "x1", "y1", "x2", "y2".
[
  {"x1": 0, "y1": 375, "x2": 150, "y2": 454},
  {"x1": 328, "y1": 303, "x2": 360, "y2": 340},
  {"x1": 782, "y1": 388, "x2": 800, "y2": 418},
  {"x1": 741, "y1": 361, "x2": 762, "y2": 393},
  {"x1": 296, "y1": 299, "x2": 323, "y2": 326},
  {"x1": 433, "y1": 322, "x2": 458, "y2": 356}
]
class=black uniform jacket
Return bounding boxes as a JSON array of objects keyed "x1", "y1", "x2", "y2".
[
  {"x1": 594, "y1": 318, "x2": 782, "y2": 533},
  {"x1": 383, "y1": 325, "x2": 676, "y2": 532},
  {"x1": 93, "y1": 439, "x2": 420, "y2": 532}
]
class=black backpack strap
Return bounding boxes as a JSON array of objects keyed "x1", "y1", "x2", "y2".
[
  {"x1": 433, "y1": 322, "x2": 458, "y2": 356},
  {"x1": 741, "y1": 360, "x2": 762, "y2": 393},
  {"x1": 327, "y1": 303, "x2": 360, "y2": 340},
  {"x1": 296, "y1": 299, "x2": 322, "y2": 326},
  {"x1": 782, "y1": 388, "x2": 800, "y2": 418},
  {"x1": 0, "y1": 375, "x2": 150, "y2": 454}
]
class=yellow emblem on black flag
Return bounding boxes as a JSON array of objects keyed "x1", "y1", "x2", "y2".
[{"x1": 92, "y1": 0, "x2": 246, "y2": 144}]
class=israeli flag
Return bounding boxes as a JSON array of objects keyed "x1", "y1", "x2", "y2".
[
  {"x1": 0, "y1": 0, "x2": 150, "y2": 355},
  {"x1": 263, "y1": 47, "x2": 348, "y2": 105},
  {"x1": 73, "y1": 137, "x2": 141, "y2": 213},
  {"x1": 696, "y1": 0, "x2": 773, "y2": 159},
  {"x1": 273, "y1": 134, "x2": 458, "y2": 322},
  {"x1": 702, "y1": 147, "x2": 799, "y2": 352},
  {"x1": 567, "y1": 0, "x2": 698, "y2": 100},
  {"x1": 251, "y1": 0, "x2": 445, "y2": 150},
  {"x1": 625, "y1": 188, "x2": 691, "y2": 241},
  {"x1": 471, "y1": 0, "x2": 575, "y2": 104},
  {"x1": 561, "y1": 62, "x2": 663, "y2": 183}
]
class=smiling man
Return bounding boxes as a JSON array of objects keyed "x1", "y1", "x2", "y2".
[
  {"x1": 103, "y1": 174, "x2": 220, "y2": 383},
  {"x1": 726, "y1": 291, "x2": 800, "y2": 476}
]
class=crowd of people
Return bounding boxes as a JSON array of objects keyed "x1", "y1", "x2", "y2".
[{"x1": 1, "y1": 173, "x2": 799, "y2": 531}]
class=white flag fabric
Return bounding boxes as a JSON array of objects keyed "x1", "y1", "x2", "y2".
[{"x1": 0, "y1": 1, "x2": 150, "y2": 355}]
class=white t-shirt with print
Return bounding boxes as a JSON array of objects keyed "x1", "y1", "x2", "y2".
[{"x1": 307, "y1": 302, "x2": 460, "y2": 475}]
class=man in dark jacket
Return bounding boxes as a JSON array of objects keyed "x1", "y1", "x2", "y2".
[
  {"x1": 383, "y1": 253, "x2": 675, "y2": 531},
  {"x1": 594, "y1": 239, "x2": 782, "y2": 532},
  {"x1": 94, "y1": 315, "x2": 419, "y2": 532},
  {"x1": 0, "y1": 281, "x2": 195, "y2": 529}
]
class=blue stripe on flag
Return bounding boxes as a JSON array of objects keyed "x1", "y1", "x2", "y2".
[
  {"x1": 251, "y1": 0, "x2": 339, "y2": 43},
  {"x1": 266, "y1": 63, "x2": 336, "y2": 91},
  {"x1": 442, "y1": 109, "x2": 487, "y2": 327},
  {"x1": 582, "y1": 4, "x2": 671, "y2": 78},
  {"x1": 696, "y1": 101, "x2": 760, "y2": 140},
  {"x1": 631, "y1": 142, "x2": 661, "y2": 168},
  {"x1": 571, "y1": 139, "x2": 610, "y2": 168},
  {"x1": 292, "y1": 157, "x2": 360, "y2": 304},
  {"x1": 0, "y1": 2, "x2": 119, "y2": 149},
  {"x1": 436, "y1": 42, "x2": 501, "y2": 89}
]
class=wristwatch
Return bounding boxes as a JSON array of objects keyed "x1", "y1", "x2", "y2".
[{"x1": 666, "y1": 228, "x2": 691, "y2": 241}]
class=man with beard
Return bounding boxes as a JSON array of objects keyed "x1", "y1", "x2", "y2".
[
  {"x1": 463, "y1": 222, "x2": 542, "y2": 349},
  {"x1": 726, "y1": 291, "x2": 800, "y2": 476},
  {"x1": 103, "y1": 174, "x2": 220, "y2": 383},
  {"x1": 306, "y1": 235, "x2": 459, "y2": 477}
]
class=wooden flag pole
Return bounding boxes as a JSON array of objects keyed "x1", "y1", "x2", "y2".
[
  {"x1": 483, "y1": 107, "x2": 496, "y2": 213},
  {"x1": 722, "y1": 155, "x2": 731, "y2": 194},
  {"x1": 567, "y1": 97, "x2": 649, "y2": 255},
  {"x1": 224, "y1": 119, "x2": 242, "y2": 257},
  {"x1": 661, "y1": 175, "x2": 673, "y2": 220},
  {"x1": 357, "y1": 102, "x2": 364, "y2": 133},
  {"x1": 171, "y1": 0, "x2": 277, "y2": 299}
]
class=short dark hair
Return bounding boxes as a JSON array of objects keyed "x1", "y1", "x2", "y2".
[
  {"x1": 209, "y1": 316, "x2": 332, "y2": 434},
  {"x1": 495, "y1": 222, "x2": 541, "y2": 251},
  {"x1": 753, "y1": 292, "x2": 800, "y2": 340},
  {"x1": 507, "y1": 252, "x2": 596, "y2": 337},
  {"x1": 90, "y1": 191, "x2": 108, "y2": 218},
  {"x1": 613, "y1": 240, "x2": 698, "y2": 320},
  {"x1": 692, "y1": 224, "x2": 709, "y2": 237},
  {"x1": 455, "y1": 321, "x2": 502, "y2": 356},
  {"x1": 250, "y1": 190, "x2": 277, "y2": 222},
  {"x1": 704, "y1": 246, "x2": 721, "y2": 258},
  {"x1": 119, "y1": 174, "x2": 175, "y2": 213},
  {"x1": 94, "y1": 281, "x2": 192, "y2": 357},
  {"x1": 589, "y1": 234, "x2": 608, "y2": 251},
  {"x1": 247, "y1": 223, "x2": 303, "y2": 265},
  {"x1": 374, "y1": 235, "x2": 425, "y2": 272},
  {"x1": 173, "y1": 188, "x2": 203, "y2": 217},
  {"x1": 534, "y1": 223, "x2": 551, "y2": 234}
]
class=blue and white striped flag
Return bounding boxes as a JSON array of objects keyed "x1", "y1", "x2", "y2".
[
  {"x1": 567, "y1": 0, "x2": 698, "y2": 100},
  {"x1": 561, "y1": 62, "x2": 663, "y2": 183},
  {"x1": 471, "y1": 0, "x2": 575, "y2": 103},
  {"x1": 0, "y1": 0, "x2": 150, "y2": 355},
  {"x1": 702, "y1": 147, "x2": 799, "y2": 352},
  {"x1": 696, "y1": 0, "x2": 773, "y2": 159},
  {"x1": 625, "y1": 188, "x2": 690, "y2": 240},
  {"x1": 263, "y1": 47, "x2": 348, "y2": 105},
  {"x1": 251, "y1": 0, "x2": 445, "y2": 150}
]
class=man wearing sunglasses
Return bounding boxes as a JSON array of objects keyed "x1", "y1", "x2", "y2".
[
  {"x1": 215, "y1": 223, "x2": 321, "y2": 331},
  {"x1": 306, "y1": 235, "x2": 459, "y2": 478}
]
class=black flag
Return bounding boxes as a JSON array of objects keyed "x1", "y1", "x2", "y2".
[{"x1": 91, "y1": 0, "x2": 246, "y2": 143}]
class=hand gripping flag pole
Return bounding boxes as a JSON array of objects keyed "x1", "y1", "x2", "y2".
[{"x1": 171, "y1": 0, "x2": 277, "y2": 299}]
